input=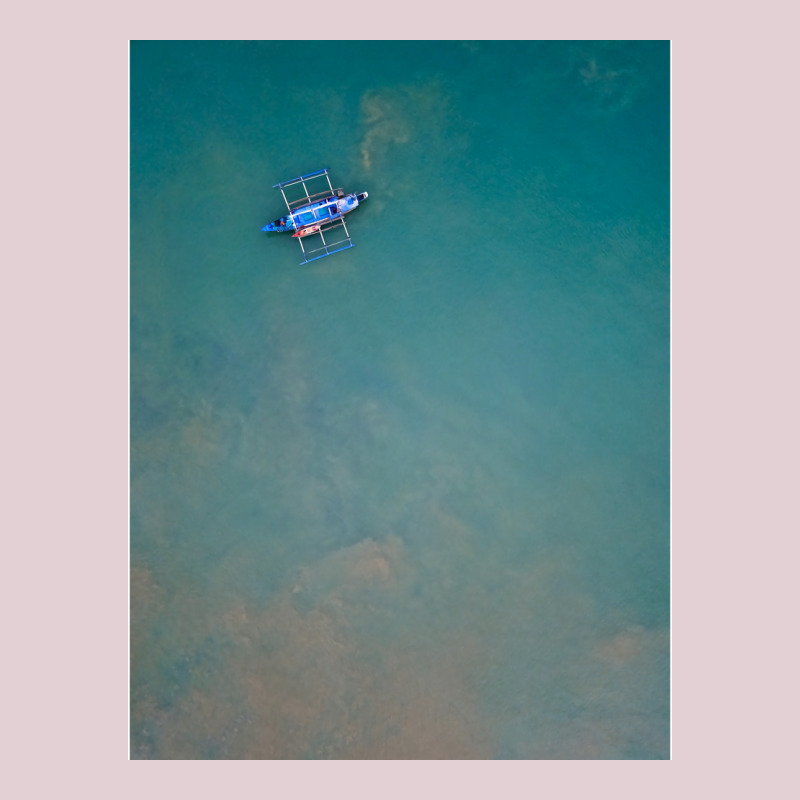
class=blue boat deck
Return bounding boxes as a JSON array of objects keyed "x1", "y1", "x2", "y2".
[{"x1": 293, "y1": 198, "x2": 340, "y2": 226}]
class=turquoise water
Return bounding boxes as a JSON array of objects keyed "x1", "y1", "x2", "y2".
[{"x1": 130, "y1": 40, "x2": 670, "y2": 759}]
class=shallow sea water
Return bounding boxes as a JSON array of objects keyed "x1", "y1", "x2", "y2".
[{"x1": 130, "y1": 40, "x2": 670, "y2": 759}]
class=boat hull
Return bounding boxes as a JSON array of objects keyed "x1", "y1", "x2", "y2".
[
  {"x1": 291, "y1": 225, "x2": 322, "y2": 238},
  {"x1": 262, "y1": 191, "x2": 368, "y2": 233}
]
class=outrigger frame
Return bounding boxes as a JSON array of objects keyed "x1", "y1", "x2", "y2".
[{"x1": 273, "y1": 168, "x2": 355, "y2": 265}]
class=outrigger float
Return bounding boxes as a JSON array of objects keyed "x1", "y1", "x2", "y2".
[{"x1": 262, "y1": 168, "x2": 368, "y2": 265}]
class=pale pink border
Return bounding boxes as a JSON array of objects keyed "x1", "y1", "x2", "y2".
[{"x1": 17, "y1": 7, "x2": 788, "y2": 794}]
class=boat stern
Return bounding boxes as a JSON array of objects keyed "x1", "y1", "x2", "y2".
[{"x1": 262, "y1": 216, "x2": 293, "y2": 233}]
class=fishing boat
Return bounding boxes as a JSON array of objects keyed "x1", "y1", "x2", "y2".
[{"x1": 262, "y1": 168, "x2": 368, "y2": 264}]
